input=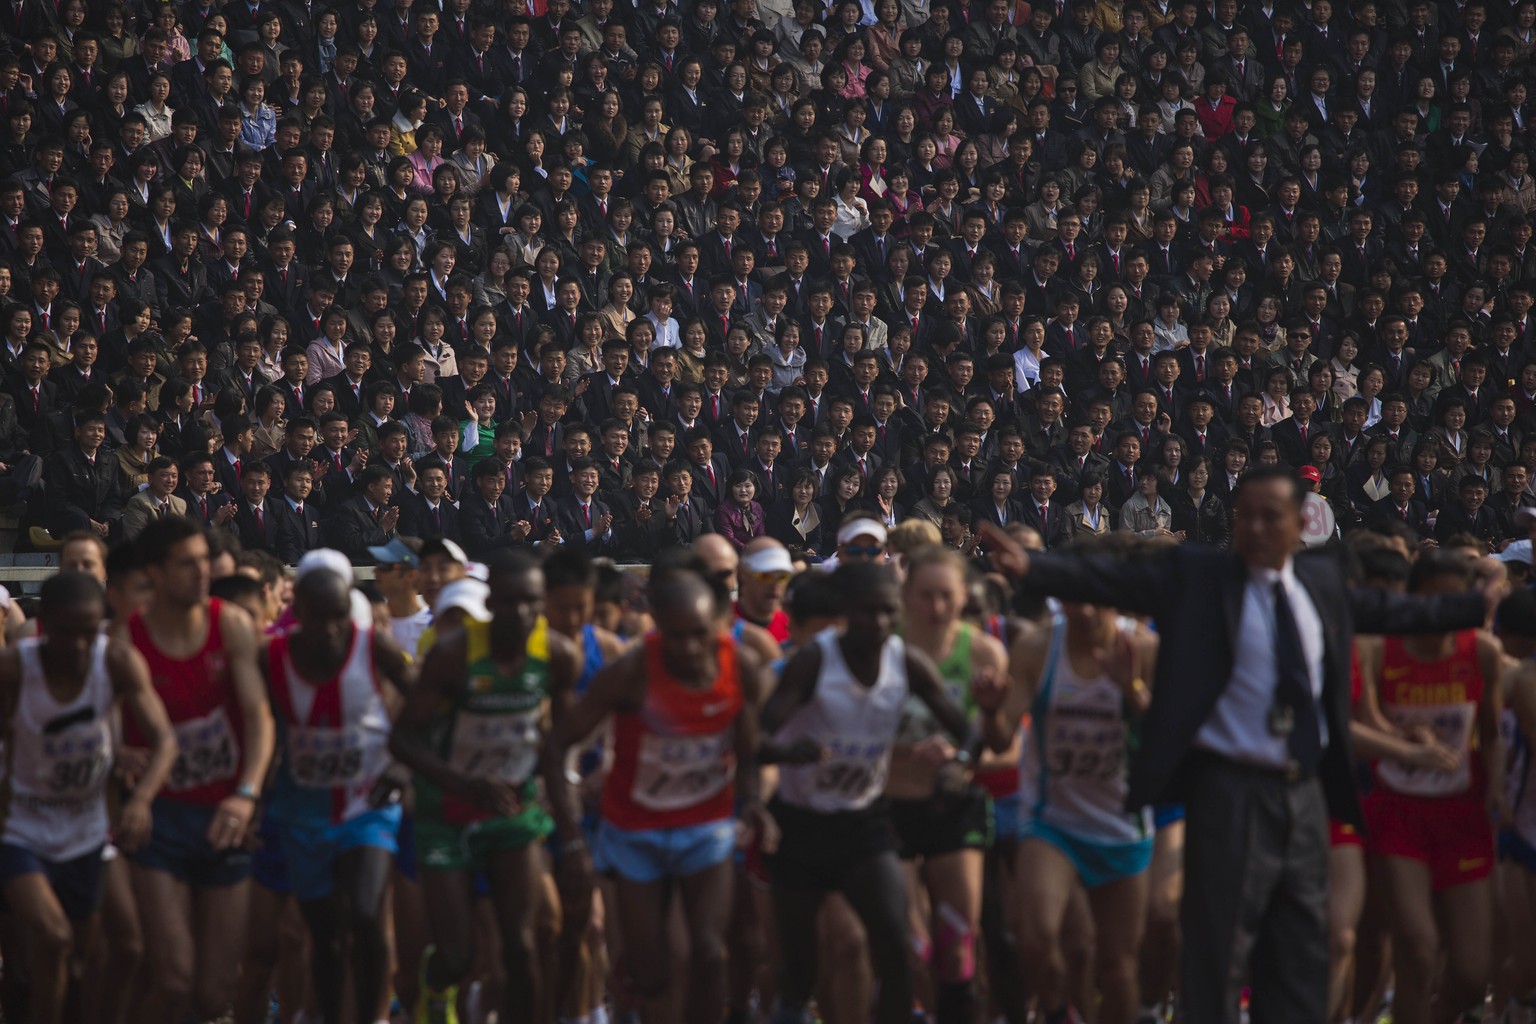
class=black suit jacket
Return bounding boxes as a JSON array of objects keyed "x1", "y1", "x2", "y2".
[
  {"x1": 271, "y1": 498, "x2": 325, "y2": 564},
  {"x1": 231, "y1": 498, "x2": 282, "y2": 554},
  {"x1": 1025, "y1": 546, "x2": 1487, "y2": 822},
  {"x1": 42, "y1": 446, "x2": 122, "y2": 525},
  {"x1": 398, "y1": 493, "x2": 463, "y2": 544},
  {"x1": 176, "y1": 487, "x2": 233, "y2": 527},
  {"x1": 460, "y1": 493, "x2": 520, "y2": 559},
  {"x1": 556, "y1": 495, "x2": 615, "y2": 556},
  {"x1": 325, "y1": 495, "x2": 395, "y2": 563}
]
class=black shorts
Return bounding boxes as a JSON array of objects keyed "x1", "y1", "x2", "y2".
[
  {"x1": 890, "y1": 785, "x2": 994, "y2": 860},
  {"x1": 0, "y1": 843, "x2": 106, "y2": 922},
  {"x1": 764, "y1": 798, "x2": 896, "y2": 892}
]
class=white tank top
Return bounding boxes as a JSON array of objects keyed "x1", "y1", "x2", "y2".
[
  {"x1": 0, "y1": 636, "x2": 115, "y2": 860},
  {"x1": 269, "y1": 626, "x2": 394, "y2": 826},
  {"x1": 774, "y1": 627, "x2": 909, "y2": 813},
  {"x1": 1018, "y1": 617, "x2": 1151, "y2": 845}
]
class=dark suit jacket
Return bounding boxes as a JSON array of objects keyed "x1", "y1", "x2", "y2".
[
  {"x1": 231, "y1": 500, "x2": 284, "y2": 555},
  {"x1": 555, "y1": 495, "x2": 614, "y2": 556},
  {"x1": 398, "y1": 493, "x2": 463, "y2": 544},
  {"x1": 271, "y1": 497, "x2": 325, "y2": 564},
  {"x1": 460, "y1": 493, "x2": 520, "y2": 559},
  {"x1": 176, "y1": 486, "x2": 233, "y2": 527},
  {"x1": 1017, "y1": 498, "x2": 1072, "y2": 548},
  {"x1": 1025, "y1": 546, "x2": 1487, "y2": 822},
  {"x1": 43, "y1": 446, "x2": 123, "y2": 525},
  {"x1": 325, "y1": 495, "x2": 395, "y2": 563}
]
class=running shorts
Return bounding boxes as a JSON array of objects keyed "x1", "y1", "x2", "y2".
[
  {"x1": 1330, "y1": 819, "x2": 1364, "y2": 849},
  {"x1": 1500, "y1": 830, "x2": 1536, "y2": 873},
  {"x1": 128, "y1": 798, "x2": 252, "y2": 888},
  {"x1": 1020, "y1": 818, "x2": 1152, "y2": 888},
  {"x1": 0, "y1": 843, "x2": 106, "y2": 922},
  {"x1": 1362, "y1": 787, "x2": 1494, "y2": 891},
  {"x1": 594, "y1": 818, "x2": 736, "y2": 883},
  {"x1": 275, "y1": 807, "x2": 403, "y2": 902},
  {"x1": 889, "y1": 785, "x2": 993, "y2": 860},
  {"x1": 414, "y1": 806, "x2": 553, "y2": 872},
  {"x1": 764, "y1": 798, "x2": 896, "y2": 892}
]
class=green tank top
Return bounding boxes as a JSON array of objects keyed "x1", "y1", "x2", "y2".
[
  {"x1": 413, "y1": 617, "x2": 552, "y2": 823},
  {"x1": 896, "y1": 623, "x2": 977, "y2": 744}
]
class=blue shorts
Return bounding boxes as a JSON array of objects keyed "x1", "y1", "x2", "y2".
[
  {"x1": 1152, "y1": 804, "x2": 1185, "y2": 830},
  {"x1": 276, "y1": 807, "x2": 402, "y2": 903},
  {"x1": 993, "y1": 793, "x2": 1022, "y2": 843},
  {"x1": 1500, "y1": 830, "x2": 1536, "y2": 873},
  {"x1": 594, "y1": 818, "x2": 736, "y2": 884},
  {"x1": 0, "y1": 844, "x2": 105, "y2": 922},
  {"x1": 251, "y1": 815, "x2": 290, "y2": 895},
  {"x1": 129, "y1": 799, "x2": 252, "y2": 888},
  {"x1": 1021, "y1": 819, "x2": 1152, "y2": 888}
]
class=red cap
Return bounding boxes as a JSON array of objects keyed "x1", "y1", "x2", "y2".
[{"x1": 1298, "y1": 465, "x2": 1322, "y2": 483}]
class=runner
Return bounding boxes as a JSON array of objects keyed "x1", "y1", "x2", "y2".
[
  {"x1": 760, "y1": 560, "x2": 978, "y2": 1024},
  {"x1": 389, "y1": 548, "x2": 590, "y2": 1024},
  {"x1": 1356, "y1": 550, "x2": 1507, "y2": 1024},
  {"x1": 542, "y1": 549, "x2": 627, "y2": 1024},
  {"x1": 889, "y1": 546, "x2": 1009, "y2": 1024},
  {"x1": 1497, "y1": 587, "x2": 1536, "y2": 1022},
  {"x1": 119, "y1": 515, "x2": 275, "y2": 1024},
  {"x1": 559, "y1": 559, "x2": 773, "y2": 1024},
  {"x1": 264, "y1": 565, "x2": 415, "y2": 1024},
  {"x1": 0, "y1": 572, "x2": 176, "y2": 1024},
  {"x1": 972, "y1": 550, "x2": 1158, "y2": 1024}
]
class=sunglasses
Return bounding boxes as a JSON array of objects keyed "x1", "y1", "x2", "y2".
[
  {"x1": 841, "y1": 545, "x2": 885, "y2": 557},
  {"x1": 748, "y1": 570, "x2": 792, "y2": 585}
]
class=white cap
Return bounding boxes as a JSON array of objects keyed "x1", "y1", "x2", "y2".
[
  {"x1": 836, "y1": 518, "x2": 889, "y2": 546},
  {"x1": 1498, "y1": 539, "x2": 1533, "y2": 565},
  {"x1": 742, "y1": 545, "x2": 795, "y2": 575},
  {"x1": 435, "y1": 578, "x2": 490, "y2": 621},
  {"x1": 295, "y1": 549, "x2": 354, "y2": 584}
]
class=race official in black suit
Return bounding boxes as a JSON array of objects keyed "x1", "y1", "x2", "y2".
[{"x1": 984, "y1": 466, "x2": 1495, "y2": 1023}]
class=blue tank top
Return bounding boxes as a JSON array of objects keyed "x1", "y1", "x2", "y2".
[{"x1": 575, "y1": 624, "x2": 607, "y2": 776}]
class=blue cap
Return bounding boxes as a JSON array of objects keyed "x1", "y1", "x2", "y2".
[{"x1": 367, "y1": 537, "x2": 420, "y2": 567}]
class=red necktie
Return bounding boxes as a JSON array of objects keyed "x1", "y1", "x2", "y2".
[
  {"x1": 255, "y1": 507, "x2": 264, "y2": 536},
  {"x1": 199, "y1": 496, "x2": 208, "y2": 519},
  {"x1": 29, "y1": 387, "x2": 37, "y2": 413},
  {"x1": 233, "y1": 458, "x2": 242, "y2": 476},
  {"x1": 454, "y1": 115, "x2": 463, "y2": 136},
  {"x1": 711, "y1": 394, "x2": 720, "y2": 420},
  {"x1": 582, "y1": 502, "x2": 591, "y2": 526}
]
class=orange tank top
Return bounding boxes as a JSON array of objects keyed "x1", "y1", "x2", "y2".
[{"x1": 602, "y1": 632, "x2": 743, "y2": 830}]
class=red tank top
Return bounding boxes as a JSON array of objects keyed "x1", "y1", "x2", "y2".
[
  {"x1": 125, "y1": 598, "x2": 246, "y2": 805},
  {"x1": 602, "y1": 632, "x2": 743, "y2": 830},
  {"x1": 1375, "y1": 630, "x2": 1485, "y2": 798}
]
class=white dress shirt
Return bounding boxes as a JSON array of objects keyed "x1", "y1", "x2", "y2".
[{"x1": 1196, "y1": 561, "x2": 1327, "y2": 767}]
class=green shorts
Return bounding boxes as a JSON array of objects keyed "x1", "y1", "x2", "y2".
[{"x1": 414, "y1": 808, "x2": 554, "y2": 871}]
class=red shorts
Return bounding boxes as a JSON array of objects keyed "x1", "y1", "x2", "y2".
[
  {"x1": 1329, "y1": 819, "x2": 1363, "y2": 849},
  {"x1": 1362, "y1": 787, "x2": 1495, "y2": 891}
]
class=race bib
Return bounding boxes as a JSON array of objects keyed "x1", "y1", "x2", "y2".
[
  {"x1": 168, "y1": 707, "x2": 238, "y2": 792},
  {"x1": 287, "y1": 724, "x2": 384, "y2": 789},
  {"x1": 1044, "y1": 718, "x2": 1127, "y2": 785},
  {"x1": 1378, "y1": 704, "x2": 1475, "y2": 797},
  {"x1": 631, "y1": 730, "x2": 732, "y2": 811},
  {"x1": 39, "y1": 720, "x2": 112, "y2": 801},
  {"x1": 812, "y1": 738, "x2": 890, "y2": 806},
  {"x1": 448, "y1": 710, "x2": 541, "y2": 785}
]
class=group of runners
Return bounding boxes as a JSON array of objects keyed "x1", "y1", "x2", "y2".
[{"x1": 2, "y1": 514, "x2": 1536, "y2": 1024}]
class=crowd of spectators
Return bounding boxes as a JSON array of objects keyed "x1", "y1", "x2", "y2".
[{"x1": 0, "y1": 0, "x2": 1529, "y2": 564}]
